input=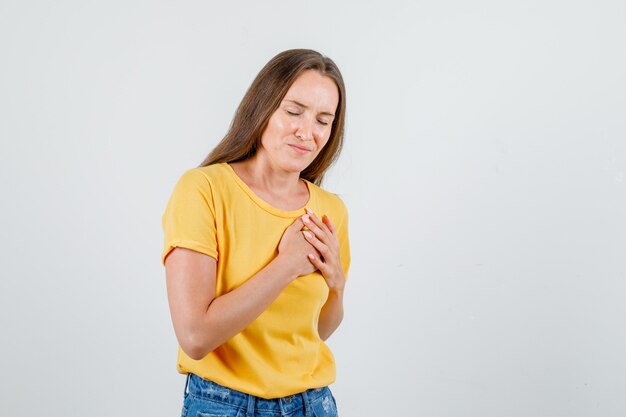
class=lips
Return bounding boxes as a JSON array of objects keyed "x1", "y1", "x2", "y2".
[{"x1": 289, "y1": 144, "x2": 311, "y2": 153}]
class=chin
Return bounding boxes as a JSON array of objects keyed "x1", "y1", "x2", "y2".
[
  {"x1": 288, "y1": 163, "x2": 310, "y2": 174},
  {"x1": 279, "y1": 158, "x2": 311, "y2": 174}
]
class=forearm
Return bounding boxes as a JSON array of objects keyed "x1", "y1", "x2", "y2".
[
  {"x1": 185, "y1": 256, "x2": 296, "y2": 359},
  {"x1": 317, "y1": 289, "x2": 344, "y2": 341}
]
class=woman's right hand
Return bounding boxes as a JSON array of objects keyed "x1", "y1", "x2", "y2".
[{"x1": 277, "y1": 218, "x2": 320, "y2": 277}]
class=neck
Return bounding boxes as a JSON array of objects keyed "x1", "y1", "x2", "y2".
[{"x1": 233, "y1": 153, "x2": 303, "y2": 196}]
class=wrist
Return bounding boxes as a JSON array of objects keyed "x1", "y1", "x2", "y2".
[
  {"x1": 272, "y1": 254, "x2": 299, "y2": 283},
  {"x1": 328, "y1": 285, "x2": 345, "y2": 296},
  {"x1": 328, "y1": 271, "x2": 346, "y2": 294}
]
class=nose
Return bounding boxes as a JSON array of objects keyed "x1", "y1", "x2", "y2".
[{"x1": 296, "y1": 117, "x2": 315, "y2": 141}]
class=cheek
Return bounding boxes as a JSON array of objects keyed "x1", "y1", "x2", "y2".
[
  {"x1": 261, "y1": 117, "x2": 289, "y2": 147},
  {"x1": 272, "y1": 113, "x2": 295, "y2": 133},
  {"x1": 314, "y1": 137, "x2": 331, "y2": 155},
  {"x1": 316, "y1": 127, "x2": 332, "y2": 146}
]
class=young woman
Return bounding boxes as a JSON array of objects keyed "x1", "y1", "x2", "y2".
[{"x1": 161, "y1": 49, "x2": 350, "y2": 417}]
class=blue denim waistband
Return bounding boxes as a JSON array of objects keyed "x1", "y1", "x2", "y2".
[{"x1": 185, "y1": 373, "x2": 329, "y2": 415}]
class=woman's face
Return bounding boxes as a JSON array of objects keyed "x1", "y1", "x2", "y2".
[{"x1": 258, "y1": 70, "x2": 339, "y2": 174}]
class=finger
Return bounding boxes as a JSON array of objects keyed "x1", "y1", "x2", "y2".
[
  {"x1": 301, "y1": 214, "x2": 329, "y2": 243},
  {"x1": 303, "y1": 230, "x2": 331, "y2": 258},
  {"x1": 320, "y1": 215, "x2": 339, "y2": 250},
  {"x1": 303, "y1": 209, "x2": 332, "y2": 241},
  {"x1": 307, "y1": 253, "x2": 328, "y2": 273},
  {"x1": 305, "y1": 208, "x2": 328, "y2": 230},
  {"x1": 322, "y1": 214, "x2": 336, "y2": 235}
]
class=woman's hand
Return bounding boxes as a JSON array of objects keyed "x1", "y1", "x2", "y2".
[
  {"x1": 277, "y1": 218, "x2": 321, "y2": 277},
  {"x1": 300, "y1": 208, "x2": 346, "y2": 292}
]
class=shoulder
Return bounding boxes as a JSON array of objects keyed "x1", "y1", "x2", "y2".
[
  {"x1": 175, "y1": 163, "x2": 230, "y2": 189},
  {"x1": 183, "y1": 163, "x2": 228, "y2": 181},
  {"x1": 307, "y1": 181, "x2": 349, "y2": 219}
]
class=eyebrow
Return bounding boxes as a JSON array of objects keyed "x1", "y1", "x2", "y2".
[{"x1": 284, "y1": 99, "x2": 335, "y2": 118}]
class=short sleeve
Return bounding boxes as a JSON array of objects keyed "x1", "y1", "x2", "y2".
[
  {"x1": 335, "y1": 196, "x2": 351, "y2": 281},
  {"x1": 161, "y1": 168, "x2": 218, "y2": 266}
]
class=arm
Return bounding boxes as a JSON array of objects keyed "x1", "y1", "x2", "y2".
[
  {"x1": 317, "y1": 289, "x2": 344, "y2": 341},
  {"x1": 165, "y1": 218, "x2": 318, "y2": 360}
]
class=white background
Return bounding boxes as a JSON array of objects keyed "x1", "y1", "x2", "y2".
[{"x1": 1, "y1": 1, "x2": 625, "y2": 416}]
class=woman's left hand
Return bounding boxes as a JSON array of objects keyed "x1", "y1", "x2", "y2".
[{"x1": 300, "y1": 208, "x2": 345, "y2": 293}]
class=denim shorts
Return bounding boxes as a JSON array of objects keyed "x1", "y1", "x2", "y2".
[{"x1": 181, "y1": 373, "x2": 339, "y2": 417}]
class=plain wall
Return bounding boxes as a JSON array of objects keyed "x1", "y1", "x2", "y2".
[{"x1": 1, "y1": 1, "x2": 625, "y2": 416}]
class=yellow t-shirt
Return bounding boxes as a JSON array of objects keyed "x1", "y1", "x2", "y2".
[{"x1": 161, "y1": 162, "x2": 351, "y2": 399}]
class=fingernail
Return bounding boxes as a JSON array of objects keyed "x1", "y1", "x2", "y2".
[
  {"x1": 302, "y1": 214, "x2": 310, "y2": 223},
  {"x1": 305, "y1": 207, "x2": 315, "y2": 215},
  {"x1": 303, "y1": 231, "x2": 312, "y2": 238}
]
